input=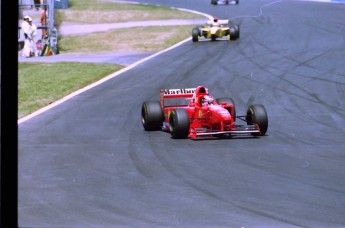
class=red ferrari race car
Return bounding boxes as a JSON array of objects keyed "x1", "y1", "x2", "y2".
[{"x1": 141, "y1": 86, "x2": 268, "y2": 139}]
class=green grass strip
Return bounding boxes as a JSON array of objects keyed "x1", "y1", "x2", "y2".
[{"x1": 18, "y1": 62, "x2": 124, "y2": 118}]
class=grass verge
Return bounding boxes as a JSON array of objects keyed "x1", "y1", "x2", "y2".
[
  {"x1": 59, "y1": 25, "x2": 195, "y2": 53},
  {"x1": 60, "y1": 0, "x2": 202, "y2": 24},
  {"x1": 18, "y1": 62, "x2": 124, "y2": 118},
  {"x1": 19, "y1": 24, "x2": 196, "y2": 119},
  {"x1": 18, "y1": 0, "x2": 204, "y2": 119}
]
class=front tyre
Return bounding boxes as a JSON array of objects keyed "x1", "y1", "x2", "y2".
[
  {"x1": 234, "y1": 25, "x2": 240, "y2": 39},
  {"x1": 246, "y1": 104, "x2": 268, "y2": 136},
  {"x1": 192, "y1": 27, "x2": 199, "y2": 42},
  {"x1": 229, "y1": 26, "x2": 237, "y2": 40},
  {"x1": 211, "y1": 0, "x2": 218, "y2": 5},
  {"x1": 169, "y1": 109, "x2": 190, "y2": 139},
  {"x1": 141, "y1": 101, "x2": 164, "y2": 131}
]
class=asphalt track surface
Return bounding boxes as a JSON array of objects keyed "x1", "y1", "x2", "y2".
[{"x1": 18, "y1": 0, "x2": 345, "y2": 227}]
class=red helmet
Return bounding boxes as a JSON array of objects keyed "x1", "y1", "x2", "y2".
[{"x1": 213, "y1": 18, "x2": 218, "y2": 22}]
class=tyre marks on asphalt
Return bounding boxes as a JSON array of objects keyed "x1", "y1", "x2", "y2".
[
  {"x1": 230, "y1": 0, "x2": 283, "y2": 20},
  {"x1": 237, "y1": 31, "x2": 345, "y2": 143}
]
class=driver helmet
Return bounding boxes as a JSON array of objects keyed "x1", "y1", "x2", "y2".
[
  {"x1": 212, "y1": 18, "x2": 219, "y2": 27},
  {"x1": 202, "y1": 95, "x2": 214, "y2": 106}
]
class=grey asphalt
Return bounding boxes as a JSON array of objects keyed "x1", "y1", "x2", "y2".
[
  {"x1": 18, "y1": 18, "x2": 205, "y2": 65},
  {"x1": 18, "y1": 0, "x2": 345, "y2": 227}
]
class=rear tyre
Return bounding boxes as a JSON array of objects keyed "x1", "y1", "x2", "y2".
[
  {"x1": 192, "y1": 27, "x2": 199, "y2": 42},
  {"x1": 141, "y1": 101, "x2": 164, "y2": 131},
  {"x1": 246, "y1": 104, "x2": 268, "y2": 136},
  {"x1": 216, "y1": 98, "x2": 236, "y2": 122},
  {"x1": 236, "y1": 0, "x2": 239, "y2": 4},
  {"x1": 211, "y1": 0, "x2": 218, "y2": 5},
  {"x1": 169, "y1": 109, "x2": 190, "y2": 139}
]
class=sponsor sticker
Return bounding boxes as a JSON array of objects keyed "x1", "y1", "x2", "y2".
[{"x1": 164, "y1": 88, "x2": 196, "y2": 95}]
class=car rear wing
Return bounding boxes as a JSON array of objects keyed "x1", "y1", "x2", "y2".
[
  {"x1": 160, "y1": 87, "x2": 209, "y2": 107},
  {"x1": 160, "y1": 88, "x2": 207, "y2": 107},
  {"x1": 219, "y1": 20, "x2": 230, "y2": 25},
  {"x1": 160, "y1": 88, "x2": 196, "y2": 99},
  {"x1": 206, "y1": 19, "x2": 229, "y2": 25}
]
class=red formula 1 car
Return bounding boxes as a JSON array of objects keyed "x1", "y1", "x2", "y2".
[{"x1": 141, "y1": 86, "x2": 268, "y2": 139}]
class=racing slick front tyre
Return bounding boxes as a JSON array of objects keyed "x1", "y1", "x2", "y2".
[
  {"x1": 234, "y1": 25, "x2": 240, "y2": 39},
  {"x1": 235, "y1": 0, "x2": 239, "y2": 4},
  {"x1": 192, "y1": 27, "x2": 199, "y2": 42},
  {"x1": 229, "y1": 26, "x2": 237, "y2": 40},
  {"x1": 216, "y1": 98, "x2": 236, "y2": 121},
  {"x1": 141, "y1": 101, "x2": 164, "y2": 131},
  {"x1": 169, "y1": 109, "x2": 190, "y2": 139},
  {"x1": 211, "y1": 0, "x2": 218, "y2": 5},
  {"x1": 246, "y1": 104, "x2": 268, "y2": 136}
]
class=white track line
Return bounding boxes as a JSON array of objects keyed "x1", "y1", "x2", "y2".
[
  {"x1": 17, "y1": 4, "x2": 212, "y2": 124},
  {"x1": 20, "y1": 0, "x2": 340, "y2": 124},
  {"x1": 18, "y1": 38, "x2": 196, "y2": 124}
]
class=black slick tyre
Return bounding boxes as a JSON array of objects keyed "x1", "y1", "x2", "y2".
[
  {"x1": 141, "y1": 101, "x2": 164, "y2": 131},
  {"x1": 169, "y1": 109, "x2": 190, "y2": 139},
  {"x1": 229, "y1": 26, "x2": 237, "y2": 40},
  {"x1": 234, "y1": 25, "x2": 240, "y2": 39},
  {"x1": 246, "y1": 104, "x2": 268, "y2": 136},
  {"x1": 211, "y1": 0, "x2": 218, "y2": 5},
  {"x1": 192, "y1": 27, "x2": 199, "y2": 42}
]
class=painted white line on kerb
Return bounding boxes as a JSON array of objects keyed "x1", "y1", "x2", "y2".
[
  {"x1": 18, "y1": 6, "x2": 212, "y2": 125},
  {"x1": 18, "y1": 38, "x2": 192, "y2": 124},
  {"x1": 110, "y1": 0, "x2": 213, "y2": 19},
  {"x1": 175, "y1": 8, "x2": 213, "y2": 20}
]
